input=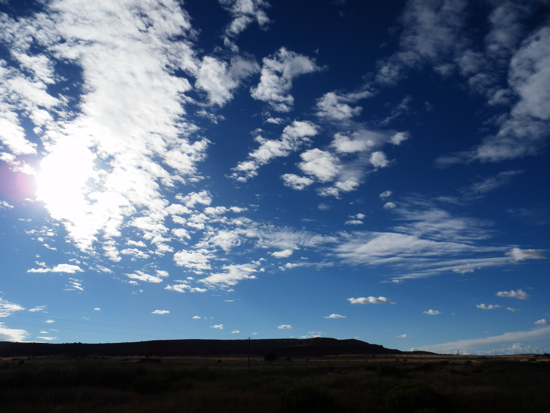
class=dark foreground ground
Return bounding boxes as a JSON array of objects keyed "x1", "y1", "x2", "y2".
[{"x1": 1, "y1": 354, "x2": 549, "y2": 413}]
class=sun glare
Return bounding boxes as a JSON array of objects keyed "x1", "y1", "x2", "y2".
[{"x1": 36, "y1": 138, "x2": 96, "y2": 222}]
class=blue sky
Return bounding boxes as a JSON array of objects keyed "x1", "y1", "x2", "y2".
[{"x1": 0, "y1": 0, "x2": 549, "y2": 355}]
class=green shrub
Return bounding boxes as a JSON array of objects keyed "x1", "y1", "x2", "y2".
[
  {"x1": 385, "y1": 382, "x2": 454, "y2": 413},
  {"x1": 279, "y1": 384, "x2": 344, "y2": 413}
]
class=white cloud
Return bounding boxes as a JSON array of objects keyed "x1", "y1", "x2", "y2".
[
  {"x1": 126, "y1": 271, "x2": 163, "y2": 284},
  {"x1": 251, "y1": 47, "x2": 322, "y2": 112},
  {"x1": 174, "y1": 250, "x2": 212, "y2": 271},
  {"x1": 152, "y1": 310, "x2": 170, "y2": 315},
  {"x1": 507, "y1": 248, "x2": 547, "y2": 261},
  {"x1": 507, "y1": 307, "x2": 520, "y2": 312},
  {"x1": 193, "y1": 316, "x2": 201, "y2": 319},
  {"x1": 230, "y1": 120, "x2": 318, "y2": 182},
  {"x1": 369, "y1": 151, "x2": 390, "y2": 168},
  {"x1": 383, "y1": 202, "x2": 396, "y2": 209},
  {"x1": 315, "y1": 92, "x2": 364, "y2": 121},
  {"x1": 379, "y1": 190, "x2": 392, "y2": 199},
  {"x1": 298, "y1": 149, "x2": 341, "y2": 182},
  {"x1": 389, "y1": 132, "x2": 409, "y2": 145},
  {"x1": 94, "y1": 308, "x2": 100, "y2": 311},
  {"x1": 211, "y1": 324, "x2": 223, "y2": 329},
  {"x1": 0, "y1": 0, "x2": 210, "y2": 258},
  {"x1": 0, "y1": 323, "x2": 29, "y2": 342},
  {"x1": 200, "y1": 263, "x2": 257, "y2": 286},
  {"x1": 45, "y1": 319, "x2": 55, "y2": 324},
  {"x1": 219, "y1": 0, "x2": 271, "y2": 46},
  {"x1": 535, "y1": 319, "x2": 549, "y2": 325},
  {"x1": 195, "y1": 56, "x2": 259, "y2": 106},
  {"x1": 281, "y1": 174, "x2": 314, "y2": 190},
  {"x1": 419, "y1": 326, "x2": 550, "y2": 354},
  {"x1": 27, "y1": 264, "x2": 84, "y2": 273},
  {"x1": 344, "y1": 220, "x2": 363, "y2": 225},
  {"x1": 277, "y1": 324, "x2": 292, "y2": 329},
  {"x1": 348, "y1": 296, "x2": 393, "y2": 304},
  {"x1": 423, "y1": 309, "x2": 440, "y2": 315},
  {"x1": 271, "y1": 249, "x2": 293, "y2": 258},
  {"x1": 496, "y1": 289, "x2": 530, "y2": 300},
  {"x1": 28, "y1": 305, "x2": 46, "y2": 313},
  {"x1": 325, "y1": 314, "x2": 346, "y2": 319},
  {"x1": 397, "y1": 334, "x2": 410, "y2": 338},
  {"x1": 232, "y1": 330, "x2": 240, "y2": 334},
  {"x1": 476, "y1": 304, "x2": 502, "y2": 310},
  {"x1": 0, "y1": 299, "x2": 25, "y2": 317}
]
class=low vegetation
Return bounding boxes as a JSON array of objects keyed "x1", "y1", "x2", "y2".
[{"x1": 0, "y1": 354, "x2": 549, "y2": 412}]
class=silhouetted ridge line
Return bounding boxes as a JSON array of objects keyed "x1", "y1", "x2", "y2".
[{"x1": 0, "y1": 338, "x2": 432, "y2": 357}]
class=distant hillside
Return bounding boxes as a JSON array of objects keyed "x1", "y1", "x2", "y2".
[{"x1": 0, "y1": 338, "x2": 431, "y2": 357}]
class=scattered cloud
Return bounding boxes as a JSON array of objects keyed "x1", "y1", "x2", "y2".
[
  {"x1": 535, "y1": 319, "x2": 549, "y2": 325},
  {"x1": 229, "y1": 121, "x2": 319, "y2": 182},
  {"x1": 152, "y1": 310, "x2": 170, "y2": 315},
  {"x1": 325, "y1": 314, "x2": 346, "y2": 319},
  {"x1": 231, "y1": 330, "x2": 240, "y2": 334},
  {"x1": 251, "y1": 48, "x2": 322, "y2": 112},
  {"x1": 0, "y1": 299, "x2": 25, "y2": 317},
  {"x1": 271, "y1": 249, "x2": 294, "y2": 258},
  {"x1": 348, "y1": 296, "x2": 394, "y2": 304},
  {"x1": 277, "y1": 324, "x2": 292, "y2": 329},
  {"x1": 476, "y1": 304, "x2": 502, "y2": 310},
  {"x1": 27, "y1": 264, "x2": 84, "y2": 273},
  {"x1": 423, "y1": 309, "x2": 440, "y2": 315},
  {"x1": 496, "y1": 289, "x2": 530, "y2": 300},
  {"x1": 397, "y1": 334, "x2": 409, "y2": 338},
  {"x1": 211, "y1": 324, "x2": 224, "y2": 329}
]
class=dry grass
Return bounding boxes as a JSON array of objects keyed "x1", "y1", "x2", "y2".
[{"x1": 1, "y1": 354, "x2": 549, "y2": 412}]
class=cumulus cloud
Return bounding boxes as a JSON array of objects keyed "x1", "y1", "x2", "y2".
[
  {"x1": 229, "y1": 121, "x2": 318, "y2": 182},
  {"x1": 152, "y1": 310, "x2": 170, "y2": 315},
  {"x1": 496, "y1": 289, "x2": 530, "y2": 300},
  {"x1": 423, "y1": 309, "x2": 440, "y2": 315},
  {"x1": 277, "y1": 324, "x2": 292, "y2": 329},
  {"x1": 379, "y1": 190, "x2": 392, "y2": 199},
  {"x1": 476, "y1": 304, "x2": 502, "y2": 310},
  {"x1": 195, "y1": 55, "x2": 260, "y2": 106},
  {"x1": 281, "y1": 174, "x2": 314, "y2": 190},
  {"x1": 348, "y1": 296, "x2": 393, "y2": 304},
  {"x1": 211, "y1": 324, "x2": 224, "y2": 329},
  {"x1": 126, "y1": 271, "x2": 164, "y2": 284},
  {"x1": 251, "y1": 48, "x2": 322, "y2": 112},
  {"x1": 325, "y1": 314, "x2": 346, "y2": 319},
  {"x1": 200, "y1": 263, "x2": 257, "y2": 286},
  {"x1": 27, "y1": 264, "x2": 84, "y2": 273},
  {"x1": 271, "y1": 249, "x2": 293, "y2": 258},
  {"x1": 219, "y1": 0, "x2": 271, "y2": 47},
  {"x1": 383, "y1": 202, "x2": 396, "y2": 209},
  {"x1": 535, "y1": 319, "x2": 549, "y2": 325},
  {"x1": 397, "y1": 334, "x2": 410, "y2": 338}
]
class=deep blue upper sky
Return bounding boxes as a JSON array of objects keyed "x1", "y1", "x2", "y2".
[{"x1": 0, "y1": 0, "x2": 549, "y2": 354}]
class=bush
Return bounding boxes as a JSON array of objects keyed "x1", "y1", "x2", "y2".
[
  {"x1": 385, "y1": 382, "x2": 454, "y2": 413},
  {"x1": 279, "y1": 384, "x2": 344, "y2": 413}
]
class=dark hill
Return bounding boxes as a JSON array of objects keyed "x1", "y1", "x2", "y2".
[{"x1": 0, "y1": 338, "x2": 430, "y2": 358}]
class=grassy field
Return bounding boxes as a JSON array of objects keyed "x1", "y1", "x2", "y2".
[{"x1": 1, "y1": 354, "x2": 549, "y2": 412}]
